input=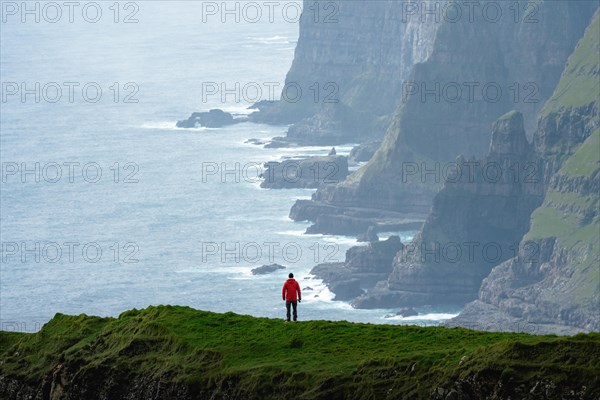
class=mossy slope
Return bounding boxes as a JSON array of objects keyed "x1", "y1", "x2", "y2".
[{"x1": 1, "y1": 306, "x2": 599, "y2": 399}]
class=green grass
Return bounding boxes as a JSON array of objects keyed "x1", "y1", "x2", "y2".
[
  {"x1": 561, "y1": 129, "x2": 600, "y2": 178},
  {"x1": 1, "y1": 306, "x2": 600, "y2": 399},
  {"x1": 525, "y1": 189, "x2": 599, "y2": 249},
  {"x1": 540, "y1": 12, "x2": 600, "y2": 115}
]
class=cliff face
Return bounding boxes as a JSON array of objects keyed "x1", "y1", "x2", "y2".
[
  {"x1": 258, "y1": 0, "x2": 439, "y2": 143},
  {"x1": 447, "y1": 13, "x2": 600, "y2": 333},
  {"x1": 450, "y1": 130, "x2": 600, "y2": 334},
  {"x1": 291, "y1": 0, "x2": 596, "y2": 221},
  {"x1": 352, "y1": 111, "x2": 546, "y2": 308},
  {"x1": 353, "y1": 11, "x2": 599, "y2": 330}
]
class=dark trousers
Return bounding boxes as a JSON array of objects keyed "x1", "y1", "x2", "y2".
[{"x1": 286, "y1": 301, "x2": 298, "y2": 321}]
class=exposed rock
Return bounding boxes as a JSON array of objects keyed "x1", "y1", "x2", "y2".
[
  {"x1": 329, "y1": 279, "x2": 363, "y2": 301},
  {"x1": 245, "y1": 138, "x2": 267, "y2": 146},
  {"x1": 176, "y1": 109, "x2": 241, "y2": 128},
  {"x1": 251, "y1": 264, "x2": 286, "y2": 275},
  {"x1": 247, "y1": 100, "x2": 277, "y2": 112},
  {"x1": 260, "y1": 155, "x2": 349, "y2": 189},
  {"x1": 263, "y1": 138, "x2": 291, "y2": 148},
  {"x1": 384, "y1": 308, "x2": 418, "y2": 318},
  {"x1": 449, "y1": 133, "x2": 600, "y2": 333},
  {"x1": 311, "y1": 236, "x2": 403, "y2": 301},
  {"x1": 357, "y1": 226, "x2": 379, "y2": 243},
  {"x1": 290, "y1": 200, "x2": 425, "y2": 236},
  {"x1": 349, "y1": 141, "x2": 382, "y2": 164},
  {"x1": 354, "y1": 111, "x2": 545, "y2": 309}
]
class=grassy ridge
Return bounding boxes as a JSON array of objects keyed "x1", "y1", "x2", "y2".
[{"x1": 1, "y1": 306, "x2": 599, "y2": 399}]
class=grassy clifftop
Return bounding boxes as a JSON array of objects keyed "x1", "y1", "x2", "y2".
[{"x1": 1, "y1": 306, "x2": 599, "y2": 399}]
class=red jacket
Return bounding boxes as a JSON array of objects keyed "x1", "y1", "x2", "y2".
[{"x1": 282, "y1": 278, "x2": 301, "y2": 301}]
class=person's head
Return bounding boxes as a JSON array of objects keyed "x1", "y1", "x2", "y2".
[{"x1": 288, "y1": 273, "x2": 294, "y2": 279}]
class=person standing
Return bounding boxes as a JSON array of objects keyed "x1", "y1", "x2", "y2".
[{"x1": 282, "y1": 273, "x2": 302, "y2": 322}]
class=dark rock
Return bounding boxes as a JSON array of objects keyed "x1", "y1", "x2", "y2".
[
  {"x1": 260, "y1": 155, "x2": 349, "y2": 189},
  {"x1": 328, "y1": 147, "x2": 336, "y2": 156},
  {"x1": 283, "y1": 101, "x2": 382, "y2": 146},
  {"x1": 348, "y1": 141, "x2": 382, "y2": 164},
  {"x1": 310, "y1": 263, "x2": 348, "y2": 284},
  {"x1": 247, "y1": 100, "x2": 277, "y2": 111},
  {"x1": 298, "y1": 206, "x2": 425, "y2": 236},
  {"x1": 357, "y1": 226, "x2": 379, "y2": 243},
  {"x1": 311, "y1": 236, "x2": 403, "y2": 302},
  {"x1": 329, "y1": 279, "x2": 363, "y2": 301},
  {"x1": 245, "y1": 138, "x2": 266, "y2": 145},
  {"x1": 290, "y1": 200, "x2": 425, "y2": 236},
  {"x1": 397, "y1": 307, "x2": 418, "y2": 317},
  {"x1": 263, "y1": 138, "x2": 294, "y2": 148},
  {"x1": 251, "y1": 264, "x2": 286, "y2": 275},
  {"x1": 384, "y1": 308, "x2": 418, "y2": 318},
  {"x1": 177, "y1": 109, "x2": 241, "y2": 128}
]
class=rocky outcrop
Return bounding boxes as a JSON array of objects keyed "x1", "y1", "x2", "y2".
[
  {"x1": 289, "y1": 200, "x2": 424, "y2": 236},
  {"x1": 349, "y1": 141, "x2": 382, "y2": 164},
  {"x1": 384, "y1": 308, "x2": 418, "y2": 319},
  {"x1": 353, "y1": 111, "x2": 545, "y2": 308},
  {"x1": 251, "y1": 264, "x2": 286, "y2": 275},
  {"x1": 311, "y1": 236, "x2": 403, "y2": 300},
  {"x1": 177, "y1": 109, "x2": 239, "y2": 128},
  {"x1": 290, "y1": 1, "x2": 596, "y2": 227},
  {"x1": 260, "y1": 155, "x2": 348, "y2": 189}
]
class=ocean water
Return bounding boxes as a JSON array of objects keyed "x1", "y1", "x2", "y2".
[{"x1": 0, "y1": 1, "x2": 457, "y2": 332}]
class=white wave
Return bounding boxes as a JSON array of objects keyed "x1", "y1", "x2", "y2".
[
  {"x1": 141, "y1": 121, "x2": 178, "y2": 130},
  {"x1": 247, "y1": 35, "x2": 290, "y2": 44},
  {"x1": 378, "y1": 231, "x2": 417, "y2": 243},
  {"x1": 303, "y1": 233, "x2": 359, "y2": 246},
  {"x1": 383, "y1": 313, "x2": 458, "y2": 321},
  {"x1": 140, "y1": 121, "x2": 216, "y2": 131},
  {"x1": 301, "y1": 277, "x2": 340, "y2": 304},
  {"x1": 222, "y1": 104, "x2": 256, "y2": 115},
  {"x1": 275, "y1": 230, "x2": 306, "y2": 237}
]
